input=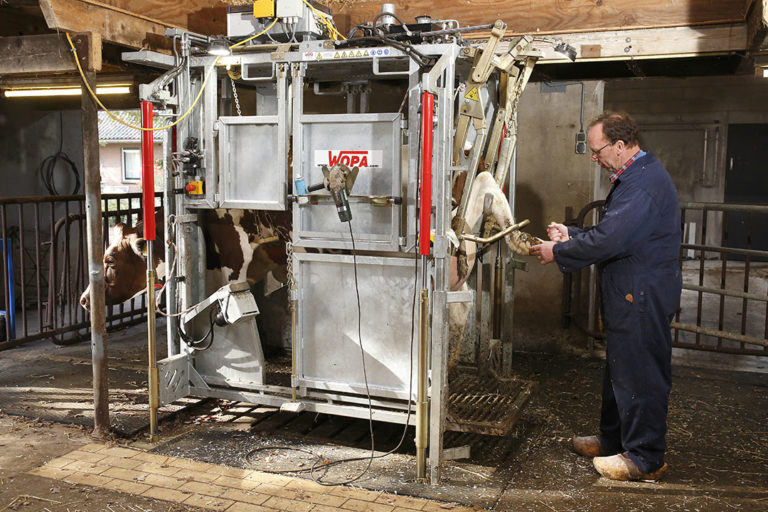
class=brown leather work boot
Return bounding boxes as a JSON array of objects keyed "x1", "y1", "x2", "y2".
[
  {"x1": 572, "y1": 435, "x2": 613, "y2": 457},
  {"x1": 593, "y1": 453, "x2": 668, "y2": 482}
]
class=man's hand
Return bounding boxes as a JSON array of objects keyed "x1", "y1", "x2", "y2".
[
  {"x1": 530, "y1": 241, "x2": 556, "y2": 265},
  {"x1": 547, "y1": 222, "x2": 569, "y2": 242}
]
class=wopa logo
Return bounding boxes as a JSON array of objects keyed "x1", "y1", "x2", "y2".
[
  {"x1": 328, "y1": 151, "x2": 370, "y2": 167},
  {"x1": 316, "y1": 150, "x2": 383, "y2": 169}
]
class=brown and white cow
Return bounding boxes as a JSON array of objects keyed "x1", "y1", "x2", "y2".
[
  {"x1": 79, "y1": 208, "x2": 292, "y2": 310},
  {"x1": 80, "y1": 176, "x2": 536, "y2": 372}
]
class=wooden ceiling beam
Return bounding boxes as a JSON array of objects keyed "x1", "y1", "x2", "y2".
[
  {"x1": 0, "y1": 32, "x2": 101, "y2": 73},
  {"x1": 746, "y1": 0, "x2": 768, "y2": 53},
  {"x1": 39, "y1": 0, "x2": 176, "y2": 51},
  {"x1": 524, "y1": 23, "x2": 748, "y2": 63},
  {"x1": 329, "y1": 0, "x2": 750, "y2": 37}
]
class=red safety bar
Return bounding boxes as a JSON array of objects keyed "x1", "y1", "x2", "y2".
[
  {"x1": 140, "y1": 101, "x2": 156, "y2": 241},
  {"x1": 418, "y1": 91, "x2": 434, "y2": 256}
]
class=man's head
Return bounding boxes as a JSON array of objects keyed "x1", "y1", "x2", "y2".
[{"x1": 587, "y1": 111, "x2": 640, "y2": 172}]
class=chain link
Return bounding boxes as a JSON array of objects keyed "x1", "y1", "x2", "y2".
[
  {"x1": 230, "y1": 77, "x2": 242, "y2": 116},
  {"x1": 286, "y1": 241, "x2": 295, "y2": 292}
]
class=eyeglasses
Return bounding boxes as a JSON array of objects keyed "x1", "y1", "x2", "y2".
[{"x1": 591, "y1": 140, "x2": 617, "y2": 156}]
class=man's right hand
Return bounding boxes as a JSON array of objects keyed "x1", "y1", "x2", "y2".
[{"x1": 547, "y1": 222, "x2": 569, "y2": 242}]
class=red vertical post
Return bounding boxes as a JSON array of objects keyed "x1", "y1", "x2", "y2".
[
  {"x1": 140, "y1": 100, "x2": 156, "y2": 240},
  {"x1": 418, "y1": 91, "x2": 434, "y2": 256}
]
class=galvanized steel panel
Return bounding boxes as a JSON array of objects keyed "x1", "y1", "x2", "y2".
[
  {"x1": 295, "y1": 252, "x2": 419, "y2": 400},
  {"x1": 218, "y1": 116, "x2": 286, "y2": 210}
]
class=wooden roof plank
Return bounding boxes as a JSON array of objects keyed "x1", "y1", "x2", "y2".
[{"x1": 329, "y1": 0, "x2": 750, "y2": 37}]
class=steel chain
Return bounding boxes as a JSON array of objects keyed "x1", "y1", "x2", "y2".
[
  {"x1": 286, "y1": 241, "x2": 295, "y2": 291},
  {"x1": 230, "y1": 77, "x2": 242, "y2": 116}
]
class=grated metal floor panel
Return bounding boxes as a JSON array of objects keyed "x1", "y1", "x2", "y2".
[{"x1": 446, "y1": 372, "x2": 537, "y2": 436}]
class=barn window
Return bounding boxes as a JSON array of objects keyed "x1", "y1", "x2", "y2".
[{"x1": 122, "y1": 148, "x2": 141, "y2": 181}]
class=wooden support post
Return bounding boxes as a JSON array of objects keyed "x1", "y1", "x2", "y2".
[
  {"x1": 81, "y1": 65, "x2": 110, "y2": 437},
  {"x1": 746, "y1": 0, "x2": 768, "y2": 53}
]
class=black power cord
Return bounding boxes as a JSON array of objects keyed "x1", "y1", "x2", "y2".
[
  {"x1": 40, "y1": 112, "x2": 81, "y2": 195},
  {"x1": 178, "y1": 305, "x2": 217, "y2": 351},
  {"x1": 245, "y1": 207, "x2": 422, "y2": 484}
]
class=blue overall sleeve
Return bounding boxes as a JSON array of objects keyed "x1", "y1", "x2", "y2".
[{"x1": 553, "y1": 184, "x2": 656, "y2": 273}]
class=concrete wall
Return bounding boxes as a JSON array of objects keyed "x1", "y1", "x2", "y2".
[
  {"x1": 0, "y1": 105, "x2": 83, "y2": 197},
  {"x1": 509, "y1": 73, "x2": 768, "y2": 354},
  {"x1": 606, "y1": 74, "x2": 768, "y2": 248},
  {"x1": 511, "y1": 80, "x2": 604, "y2": 352}
]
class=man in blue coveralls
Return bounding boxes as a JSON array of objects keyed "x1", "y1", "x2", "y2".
[{"x1": 529, "y1": 112, "x2": 682, "y2": 481}]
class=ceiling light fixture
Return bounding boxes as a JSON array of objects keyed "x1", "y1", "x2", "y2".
[
  {"x1": 207, "y1": 36, "x2": 231, "y2": 56},
  {"x1": 3, "y1": 85, "x2": 131, "y2": 98}
]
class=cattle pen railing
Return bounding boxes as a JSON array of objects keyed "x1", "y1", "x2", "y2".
[
  {"x1": 0, "y1": 193, "x2": 163, "y2": 351},
  {"x1": 562, "y1": 201, "x2": 768, "y2": 357}
]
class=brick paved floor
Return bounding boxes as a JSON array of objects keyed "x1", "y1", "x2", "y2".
[{"x1": 29, "y1": 443, "x2": 479, "y2": 512}]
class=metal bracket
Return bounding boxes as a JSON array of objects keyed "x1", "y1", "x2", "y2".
[
  {"x1": 511, "y1": 258, "x2": 529, "y2": 272},
  {"x1": 174, "y1": 214, "x2": 199, "y2": 224},
  {"x1": 442, "y1": 445, "x2": 471, "y2": 460},
  {"x1": 157, "y1": 353, "x2": 209, "y2": 405},
  {"x1": 447, "y1": 290, "x2": 474, "y2": 303}
]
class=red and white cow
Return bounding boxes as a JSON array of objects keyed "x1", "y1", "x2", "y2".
[
  {"x1": 79, "y1": 208, "x2": 291, "y2": 310},
  {"x1": 80, "y1": 176, "x2": 536, "y2": 372}
]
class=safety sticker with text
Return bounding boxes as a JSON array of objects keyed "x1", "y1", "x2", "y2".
[{"x1": 314, "y1": 150, "x2": 383, "y2": 169}]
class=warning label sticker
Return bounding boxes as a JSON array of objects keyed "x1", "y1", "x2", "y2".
[
  {"x1": 314, "y1": 150, "x2": 383, "y2": 169},
  {"x1": 302, "y1": 48, "x2": 393, "y2": 61},
  {"x1": 465, "y1": 87, "x2": 480, "y2": 101}
]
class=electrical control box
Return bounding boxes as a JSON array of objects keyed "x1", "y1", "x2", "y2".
[
  {"x1": 227, "y1": 0, "x2": 324, "y2": 41},
  {"x1": 276, "y1": 0, "x2": 303, "y2": 19},
  {"x1": 253, "y1": 0, "x2": 275, "y2": 18}
]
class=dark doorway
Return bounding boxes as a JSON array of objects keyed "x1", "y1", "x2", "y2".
[{"x1": 724, "y1": 124, "x2": 768, "y2": 260}]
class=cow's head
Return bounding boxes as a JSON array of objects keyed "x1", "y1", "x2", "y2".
[{"x1": 80, "y1": 220, "x2": 163, "y2": 310}]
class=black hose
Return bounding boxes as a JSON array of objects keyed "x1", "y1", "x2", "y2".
[{"x1": 40, "y1": 112, "x2": 81, "y2": 195}]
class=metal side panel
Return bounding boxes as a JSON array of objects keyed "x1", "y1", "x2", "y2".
[
  {"x1": 157, "y1": 353, "x2": 209, "y2": 405},
  {"x1": 191, "y1": 318, "x2": 266, "y2": 390},
  {"x1": 218, "y1": 115, "x2": 286, "y2": 209},
  {"x1": 294, "y1": 113, "x2": 402, "y2": 251},
  {"x1": 295, "y1": 252, "x2": 419, "y2": 401}
]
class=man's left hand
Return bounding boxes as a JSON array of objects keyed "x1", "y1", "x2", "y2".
[{"x1": 530, "y1": 241, "x2": 556, "y2": 265}]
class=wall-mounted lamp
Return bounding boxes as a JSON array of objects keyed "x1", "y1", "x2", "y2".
[
  {"x1": 3, "y1": 84, "x2": 131, "y2": 98},
  {"x1": 754, "y1": 55, "x2": 768, "y2": 78},
  {"x1": 207, "y1": 36, "x2": 231, "y2": 56}
]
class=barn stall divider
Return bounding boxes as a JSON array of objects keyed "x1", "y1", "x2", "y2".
[
  {"x1": 0, "y1": 193, "x2": 163, "y2": 350},
  {"x1": 561, "y1": 201, "x2": 768, "y2": 357}
]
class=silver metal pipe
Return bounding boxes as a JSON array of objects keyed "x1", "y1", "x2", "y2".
[
  {"x1": 146, "y1": 242, "x2": 159, "y2": 442},
  {"x1": 416, "y1": 287, "x2": 429, "y2": 481},
  {"x1": 671, "y1": 322, "x2": 768, "y2": 348},
  {"x1": 459, "y1": 218, "x2": 531, "y2": 244}
]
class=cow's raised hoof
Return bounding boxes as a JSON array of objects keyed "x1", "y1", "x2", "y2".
[
  {"x1": 572, "y1": 435, "x2": 620, "y2": 458},
  {"x1": 593, "y1": 453, "x2": 668, "y2": 482}
]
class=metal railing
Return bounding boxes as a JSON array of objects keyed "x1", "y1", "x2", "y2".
[
  {"x1": 0, "y1": 193, "x2": 162, "y2": 350},
  {"x1": 562, "y1": 202, "x2": 768, "y2": 356}
]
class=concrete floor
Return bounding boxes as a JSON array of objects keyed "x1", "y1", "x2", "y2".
[{"x1": 0, "y1": 322, "x2": 767, "y2": 511}]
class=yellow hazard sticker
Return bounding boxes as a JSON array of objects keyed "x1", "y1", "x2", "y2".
[{"x1": 465, "y1": 87, "x2": 480, "y2": 101}]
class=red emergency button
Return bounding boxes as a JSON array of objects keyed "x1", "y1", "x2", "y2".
[{"x1": 185, "y1": 181, "x2": 203, "y2": 195}]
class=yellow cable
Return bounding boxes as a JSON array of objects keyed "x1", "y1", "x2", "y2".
[
  {"x1": 66, "y1": 32, "x2": 217, "y2": 131},
  {"x1": 66, "y1": 18, "x2": 277, "y2": 132},
  {"x1": 230, "y1": 17, "x2": 278, "y2": 48},
  {"x1": 299, "y1": 0, "x2": 345, "y2": 40}
]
